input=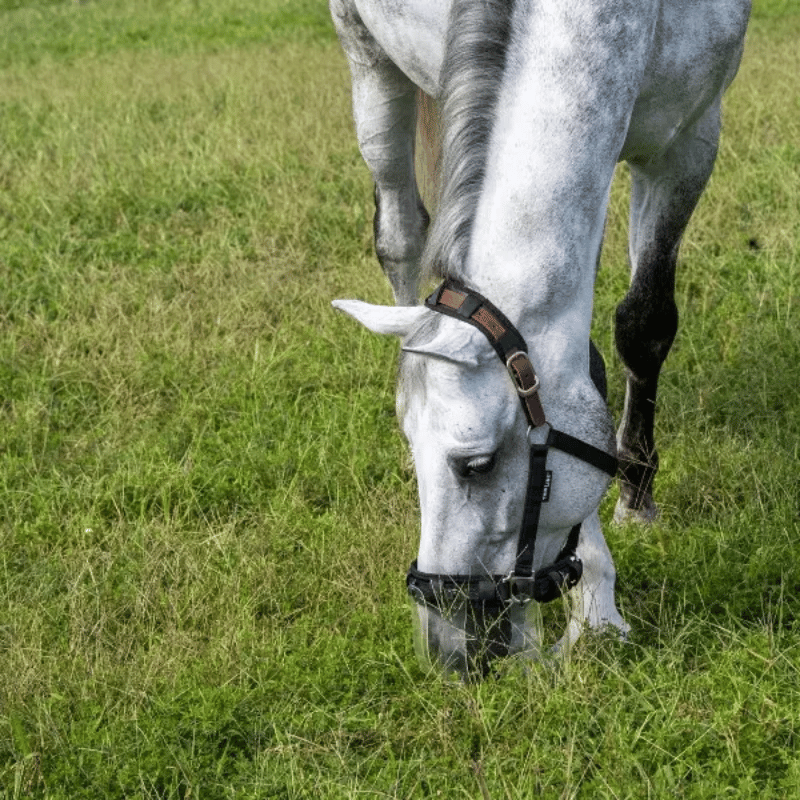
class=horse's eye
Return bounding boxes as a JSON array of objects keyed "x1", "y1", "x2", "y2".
[
  {"x1": 467, "y1": 454, "x2": 495, "y2": 474},
  {"x1": 451, "y1": 453, "x2": 496, "y2": 478}
]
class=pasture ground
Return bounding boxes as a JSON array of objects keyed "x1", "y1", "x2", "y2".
[{"x1": 1, "y1": 0, "x2": 799, "y2": 797}]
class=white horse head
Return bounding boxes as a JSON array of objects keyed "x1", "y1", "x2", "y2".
[{"x1": 334, "y1": 298, "x2": 617, "y2": 675}]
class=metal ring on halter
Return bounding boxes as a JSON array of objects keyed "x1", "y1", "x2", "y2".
[
  {"x1": 525, "y1": 421, "x2": 549, "y2": 445},
  {"x1": 501, "y1": 571, "x2": 535, "y2": 605}
]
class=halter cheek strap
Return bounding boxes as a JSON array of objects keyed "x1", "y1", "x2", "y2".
[{"x1": 406, "y1": 279, "x2": 617, "y2": 610}]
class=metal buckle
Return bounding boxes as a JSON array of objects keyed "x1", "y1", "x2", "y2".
[
  {"x1": 502, "y1": 572, "x2": 535, "y2": 605},
  {"x1": 505, "y1": 351, "x2": 540, "y2": 397}
]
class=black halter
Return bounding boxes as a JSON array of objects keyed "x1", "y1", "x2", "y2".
[{"x1": 406, "y1": 279, "x2": 618, "y2": 610}]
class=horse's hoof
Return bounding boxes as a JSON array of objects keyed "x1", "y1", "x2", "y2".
[
  {"x1": 613, "y1": 496, "x2": 659, "y2": 525},
  {"x1": 592, "y1": 618, "x2": 631, "y2": 642}
]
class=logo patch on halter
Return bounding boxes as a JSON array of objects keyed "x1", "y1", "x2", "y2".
[
  {"x1": 439, "y1": 287, "x2": 468, "y2": 309},
  {"x1": 471, "y1": 307, "x2": 506, "y2": 341},
  {"x1": 542, "y1": 471, "x2": 552, "y2": 502}
]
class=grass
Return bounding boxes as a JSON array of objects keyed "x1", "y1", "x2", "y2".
[{"x1": 0, "y1": 0, "x2": 798, "y2": 797}]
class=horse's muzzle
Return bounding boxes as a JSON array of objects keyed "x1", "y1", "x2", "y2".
[{"x1": 411, "y1": 598, "x2": 541, "y2": 679}]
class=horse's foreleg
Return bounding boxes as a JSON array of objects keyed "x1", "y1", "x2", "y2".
[
  {"x1": 614, "y1": 104, "x2": 722, "y2": 523},
  {"x1": 331, "y1": 2, "x2": 428, "y2": 305},
  {"x1": 557, "y1": 510, "x2": 629, "y2": 651}
]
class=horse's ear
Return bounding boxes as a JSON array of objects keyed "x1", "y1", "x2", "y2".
[
  {"x1": 333, "y1": 298, "x2": 491, "y2": 367},
  {"x1": 331, "y1": 299, "x2": 430, "y2": 337},
  {"x1": 402, "y1": 316, "x2": 493, "y2": 369}
]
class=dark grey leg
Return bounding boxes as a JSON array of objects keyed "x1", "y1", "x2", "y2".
[{"x1": 615, "y1": 103, "x2": 722, "y2": 522}]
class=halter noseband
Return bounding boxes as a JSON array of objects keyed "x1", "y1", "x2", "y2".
[{"x1": 406, "y1": 279, "x2": 618, "y2": 611}]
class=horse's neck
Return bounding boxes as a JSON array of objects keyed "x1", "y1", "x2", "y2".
[{"x1": 463, "y1": 0, "x2": 656, "y2": 352}]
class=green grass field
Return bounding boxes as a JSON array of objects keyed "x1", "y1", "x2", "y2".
[{"x1": 1, "y1": 0, "x2": 798, "y2": 796}]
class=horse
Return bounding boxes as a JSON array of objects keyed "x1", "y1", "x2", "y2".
[{"x1": 329, "y1": 0, "x2": 751, "y2": 677}]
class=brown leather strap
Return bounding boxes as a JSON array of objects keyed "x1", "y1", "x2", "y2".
[
  {"x1": 506, "y1": 350, "x2": 547, "y2": 428},
  {"x1": 427, "y1": 281, "x2": 547, "y2": 428}
]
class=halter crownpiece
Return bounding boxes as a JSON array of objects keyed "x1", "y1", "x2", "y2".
[
  {"x1": 406, "y1": 279, "x2": 618, "y2": 611},
  {"x1": 424, "y1": 280, "x2": 547, "y2": 428}
]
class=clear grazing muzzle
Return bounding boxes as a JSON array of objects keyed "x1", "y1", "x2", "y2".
[
  {"x1": 411, "y1": 598, "x2": 510, "y2": 678},
  {"x1": 410, "y1": 596, "x2": 545, "y2": 679}
]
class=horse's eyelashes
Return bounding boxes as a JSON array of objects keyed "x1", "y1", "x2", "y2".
[
  {"x1": 464, "y1": 453, "x2": 496, "y2": 476},
  {"x1": 468, "y1": 454, "x2": 495, "y2": 473},
  {"x1": 449, "y1": 452, "x2": 496, "y2": 478}
]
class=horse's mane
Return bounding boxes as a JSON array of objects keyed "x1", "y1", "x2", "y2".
[{"x1": 418, "y1": 0, "x2": 514, "y2": 282}]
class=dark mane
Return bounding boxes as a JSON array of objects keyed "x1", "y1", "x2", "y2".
[{"x1": 422, "y1": 0, "x2": 515, "y2": 281}]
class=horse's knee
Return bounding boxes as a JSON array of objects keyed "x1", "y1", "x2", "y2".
[
  {"x1": 614, "y1": 291, "x2": 678, "y2": 380},
  {"x1": 373, "y1": 185, "x2": 428, "y2": 304},
  {"x1": 373, "y1": 185, "x2": 429, "y2": 264}
]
